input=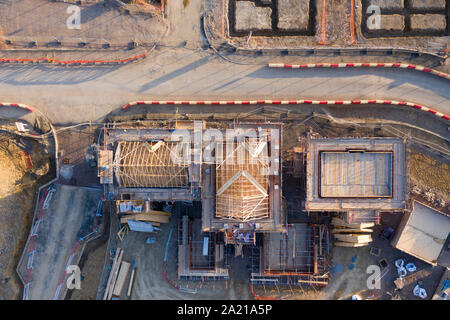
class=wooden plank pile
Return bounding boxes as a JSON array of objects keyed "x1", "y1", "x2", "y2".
[
  {"x1": 331, "y1": 218, "x2": 375, "y2": 247},
  {"x1": 120, "y1": 210, "x2": 171, "y2": 225},
  {"x1": 117, "y1": 200, "x2": 171, "y2": 239},
  {"x1": 103, "y1": 248, "x2": 131, "y2": 300}
]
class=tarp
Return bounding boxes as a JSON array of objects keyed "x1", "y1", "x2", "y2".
[{"x1": 127, "y1": 220, "x2": 154, "y2": 233}]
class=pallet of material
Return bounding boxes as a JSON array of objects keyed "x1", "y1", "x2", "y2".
[
  {"x1": 120, "y1": 213, "x2": 170, "y2": 224},
  {"x1": 334, "y1": 241, "x2": 371, "y2": 247},
  {"x1": 334, "y1": 234, "x2": 372, "y2": 243},
  {"x1": 113, "y1": 261, "x2": 131, "y2": 297},
  {"x1": 121, "y1": 209, "x2": 171, "y2": 217},
  {"x1": 331, "y1": 218, "x2": 375, "y2": 229},
  {"x1": 145, "y1": 210, "x2": 171, "y2": 217},
  {"x1": 332, "y1": 228, "x2": 373, "y2": 234},
  {"x1": 103, "y1": 248, "x2": 123, "y2": 300}
]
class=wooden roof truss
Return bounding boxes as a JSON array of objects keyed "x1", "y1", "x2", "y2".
[
  {"x1": 215, "y1": 137, "x2": 270, "y2": 221},
  {"x1": 114, "y1": 141, "x2": 189, "y2": 188}
]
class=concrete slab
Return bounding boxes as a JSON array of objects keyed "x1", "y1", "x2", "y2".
[
  {"x1": 410, "y1": 0, "x2": 446, "y2": 9},
  {"x1": 277, "y1": 0, "x2": 310, "y2": 31},
  {"x1": 367, "y1": 0, "x2": 404, "y2": 10},
  {"x1": 306, "y1": 138, "x2": 406, "y2": 212},
  {"x1": 410, "y1": 14, "x2": 447, "y2": 32},
  {"x1": 380, "y1": 15, "x2": 405, "y2": 31},
  {"x1": 235, "y1": 1, "x2": 272, "y2": 32}
]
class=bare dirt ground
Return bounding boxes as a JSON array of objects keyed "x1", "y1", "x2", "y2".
[
  {"x1": 409, "y1": 150, "x2": 450, "y2": 209},
  {"x1": 0, "y1": 132, "x2": 51, "y2": 300},
  {"x1": 0, "y1": 0, "x2": 167, "y2": 48},
  {"x1": 165, "y1": 0, "x2": 206, "y2": 47},
  {"x1": 68, "y1": 241, "x2": 108, "y2": 300},
  {"x1": 206, "y1": 0, "x2": 449, "y2": 54},
  {"x1": 56, "y1": 126, "x2": 100, "y2": 188}
]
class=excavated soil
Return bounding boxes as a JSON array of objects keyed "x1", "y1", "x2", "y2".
[
  {"x1": 409, "y1": 151, "x2": 450, "y2": 208},
  {"x1": 0, "y1": 133, "x2": 51, "y2": 300}
]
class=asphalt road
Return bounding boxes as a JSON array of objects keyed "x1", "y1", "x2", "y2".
[
  {"x1": 0, "y1": 0, "x2": 448, "y2": 128},
  {"x1": 0, "y1": 47, "x2": 449, "y2": 126}
]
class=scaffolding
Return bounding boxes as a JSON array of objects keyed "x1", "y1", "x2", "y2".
[
  {"x1": 215, "y1": 136, "x2": 270, "y2": 222},
  {"x1": 250, "y1": 224, "x2": 329, "y2": 287},
  {"x1": 177, "y1": 216, "x2": 229, "y2": 281},
  {"x1": 189, "y1": 219, "x2": 215, "y2": 271},
  {"x1": 114, "y1": 141, "x2": 189, "y2": 188}
]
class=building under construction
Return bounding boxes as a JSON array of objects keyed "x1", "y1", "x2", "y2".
[
  {"x1": 97, "y1": 120, "x2": 330, "y2": 285},
  {"x1": 305, "y1": 137, "x2": 407, "y2": 224},
  {"x1": 250, "y1": 223, "x2": 330, "y2": 286},
  {"x1": 98, "y1": 122, "x2": 202, "y2": 202},
  {"x1": 177, "y1": 216, "x2": 228, "y2": 280},
  {"x1": 201, "y1": 123, "x2": 285, "y2": 244}
]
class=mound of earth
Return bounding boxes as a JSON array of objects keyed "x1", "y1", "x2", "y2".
[{"x1": 0, "y1": 134, "x2": 51, "y2": 299}]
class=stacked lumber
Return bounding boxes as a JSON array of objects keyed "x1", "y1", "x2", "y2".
[
  {"x1": 120, "y1": 208, "x2": 170, "y2": 222},
  {"x1": 127, "y1": 268, "x2": 136, "y2": 297},
  {"x1": 103, "y1": 248, "x2": 133, "y2": 300},
  {"x1": 120, "y1": 210, "x2": 170, "y2": 225},
  {"x1": 332, "y1": 218, "x2": 374, "y2": 247},
  {"x1": 334, "y1": 234, "x2": 373, "y2": 243},
  {"x1": 103, "y1": 248, "x2": 123, "y2": 300},
  {"x1": 113, "y1": 261, "x2": 131, "y2": 297}
]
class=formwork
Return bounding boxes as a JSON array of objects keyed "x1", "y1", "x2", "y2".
[
  {"x1": 250, "y1": 223, "x2": 329, "y2": 287},
  {"x1": 177, "y1": 216, "x2": 229, "y2": 280}
]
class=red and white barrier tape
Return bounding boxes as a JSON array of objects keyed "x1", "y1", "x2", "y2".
[
  {"x1": 122, "y1": 99, "x2": 449, "y2": 121},
  {"x1": 268, "y1": 63, "x2": 450, "y2": 80},
  {"x1": 0, "y1": 102, "x2": 33, "y2": 112}
]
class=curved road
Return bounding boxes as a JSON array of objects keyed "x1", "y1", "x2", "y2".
[
  {"x1": 0, "y1": 47, "x2": 448, "y2": 126},
  {"x1": 0, "y1": 0, "x2": 448, "y2": 128}
]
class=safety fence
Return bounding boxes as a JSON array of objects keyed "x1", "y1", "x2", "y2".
[
  {"x1": 22, "y1": 186, "x2": 56, "y2": 300},
  {"x1": 122, "y1": 99, "x2": 450, "y2": 122},
  {"x1": 0, "y1": 102, "x2": 33, "y2": 112}
]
